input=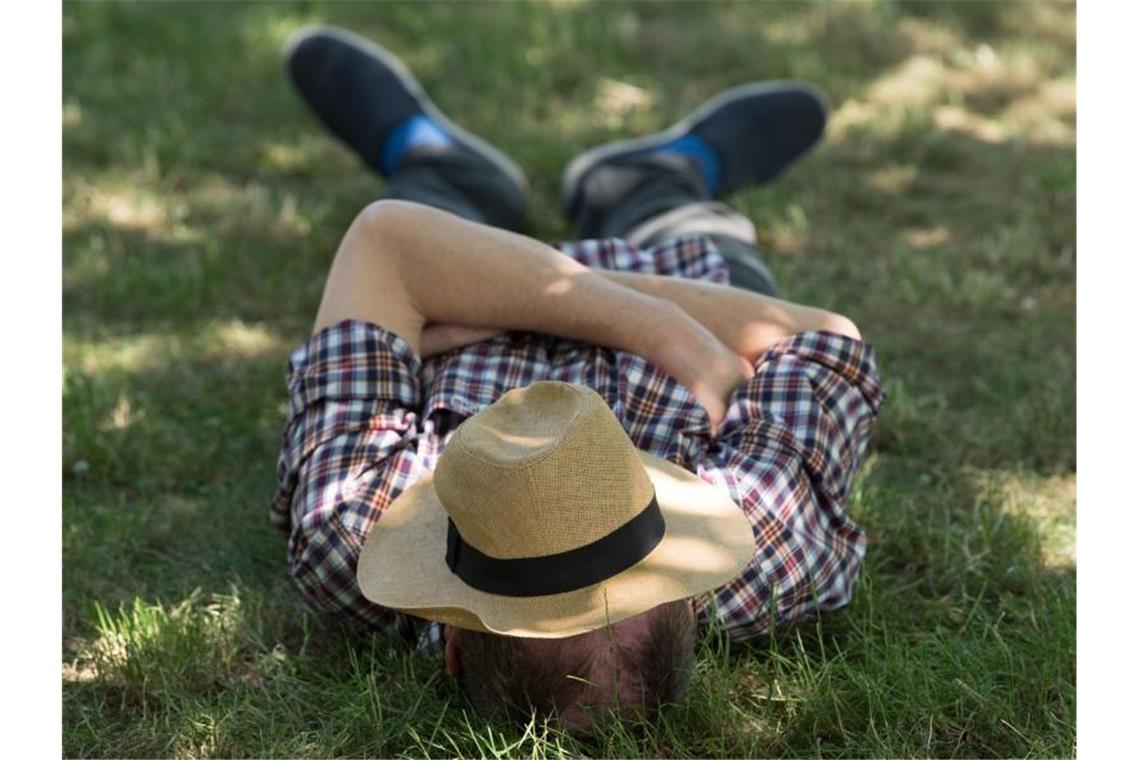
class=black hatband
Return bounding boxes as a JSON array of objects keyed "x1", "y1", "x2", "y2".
[{"x1": 445, "y1": 495, "x2": 665, "y2": 597}]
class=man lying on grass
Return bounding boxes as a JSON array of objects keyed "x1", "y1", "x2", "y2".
[{"x1": 271, "y1": 26, "x2": 883, "y2": 732}]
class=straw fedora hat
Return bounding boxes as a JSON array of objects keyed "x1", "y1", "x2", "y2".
[{"x1": 358, "y1": 381, "x2": 755, "y2": 638}]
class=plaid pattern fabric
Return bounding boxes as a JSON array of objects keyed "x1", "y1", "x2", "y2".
[{"x1": 271, "y1": 235, "x2": 883, "y2": 656}]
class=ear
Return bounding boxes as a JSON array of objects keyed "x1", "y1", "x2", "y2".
[{"x1": 444, "y1": 625, "x2": 462, "y2": 677}]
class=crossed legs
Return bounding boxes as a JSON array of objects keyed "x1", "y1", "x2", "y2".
[{"x1": 286, "y1": 26, "x2": 830, "y2": 299}]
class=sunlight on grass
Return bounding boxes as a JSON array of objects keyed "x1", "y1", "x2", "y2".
[
  {"x1": 867, "y1": 164, "x2": 918, "y2": 195},
  {"x1": 1001, "y1": 473, "x2": 1075, "y2": 571},
  {"x1": 88, "y1": 589, "x2": 247, "y2": 701},
  {"x1": 869, "y1": 46, "x2": 1043, "y2": 111},
  {"x1": 762, "y1": 16, "x2": 817, "y2": 46},
  {"x1": 904, "y1": 225, "x2": 951, "y2": 250},
  {"x1": 868, "y1": 55, "x2": 950, "y2": 107},
  {"x1": 1017, "y1": 2, "x2": 1078, "y2": 47},
  {"x1": 1002, "y1": 77, "x2": 1076, "y2": 146},
  {"x1": 189, "y1": 176, "x2": 316, "y2": 239},
  {"x1": 101, "y1": 392, "x2": 139, "y2": 432},
  {"x1": 214, "y1": 320, "x2": 285, "y2": 358},
  {"x1": 831, "y1": 21, "x2": 1074, "y2": 150},
  {"x1": 173, "y1": 709, "x2": 224, "y2": 760},
  {"x1": 257, "y1": 136, "x2": 340, "y2": 175},
  {"x1": 593, "y1": 78, "x2": 655, "y2": 129},
  {"x1": 64, "y1": 177, "x2": 196, "y2": 240},
  {"x1": 65, "y1": 168, "x2": 320, "y2": 255},
  {"x1": 62, "y1": 661, "x2": 98, "y2": 685},
  {"x1": 933, "y1": 104, "x2": 1007, "y2": 144},
  {"x1": 826, "y1": 99, "x2": 886, "y2": 142},
  {"x1": 65, "y1": 333, "x2": 168, "y2": 375},
  {"x1": 65, "y1": 320, "x2": 289, "y2": 376},
  {"x1": 255, "y1": 12, "x2": 319, "y2": 52},
  {"x1": 968, "y1": 470, "x2": 1075, "y2": 571},
  {"x1": 261, "y1": 141, "x2": 310, "y2": 173},
  {"x1": 893, "y1": 16, "x2": 962, "y2": 55},
  {"x1": 64, "y1": 98, "x2": 83, "y2": 129}
]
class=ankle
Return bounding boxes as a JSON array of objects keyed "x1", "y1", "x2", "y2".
[
  {"x1": 382, "y1": 114, "x2": 454, "y2": 175},
  {"x1": 655, "y1": 134, "x2": 722, "y2": 195}
]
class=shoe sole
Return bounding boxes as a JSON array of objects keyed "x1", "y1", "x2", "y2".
[
  {"x1": 284, "y1": 25, "x2": 528, "y2": 190},
  {"x1": 560, "y1": 80, "x2": 830, "y2": 213}
]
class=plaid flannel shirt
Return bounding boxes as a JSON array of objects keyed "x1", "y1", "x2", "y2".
[{"x1": 271, "y1": 235, "x2": 883, "y2": 657}]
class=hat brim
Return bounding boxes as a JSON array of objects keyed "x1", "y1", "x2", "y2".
[{"x1": 357, "y1": 450, "x2": 756, "y2": 638}]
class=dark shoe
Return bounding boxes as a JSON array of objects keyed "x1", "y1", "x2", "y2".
[
  {"x1": 284, "y1": 25, "x2": 526, "y2": 190},
  {"x1": 562, "y1": 81, "x2": 828, "y2": 216}
]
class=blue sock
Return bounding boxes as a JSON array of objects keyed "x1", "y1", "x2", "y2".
[
  {"x1": 382, "y1": 114, "x2": 453, "y2": 175},
  {"x1": 656, "y1": 134, "x2": 721, "y2": 195}
]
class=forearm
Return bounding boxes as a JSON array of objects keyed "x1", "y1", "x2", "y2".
[
  {"x1": 314, "y1": 201, "x2": 765, "y2": 426},
  {"x1": 598, "y1": 271, "x2": 861, "y2": 363},
  {"x1": 314, "y1": 200, "x2": 756, "y2": 426},
  {"x1": 317, "y1": 200, "x2": 696, "y2": 359}
]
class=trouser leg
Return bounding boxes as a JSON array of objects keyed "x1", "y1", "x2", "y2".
[
  {"x1": 568, "y1": 154, "x2": 780, "y2": 297},
  {"x1": 379, "y1": 148, "x2": 526, "y2": 230}
]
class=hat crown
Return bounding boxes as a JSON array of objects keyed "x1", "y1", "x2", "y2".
[{"x1": 434, "y1": 382, "x2": 655, "y2": 560}]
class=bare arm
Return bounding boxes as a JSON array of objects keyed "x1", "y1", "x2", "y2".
[
  {"x1": 409, "y1": 246, "x2": 863, "y2": 364},
  {"x1": 313, "y1": 200, "x2": 752, "y2": 426},
  {"x1": 597, "y1": 271, "x2": 862, "y2": 364}
]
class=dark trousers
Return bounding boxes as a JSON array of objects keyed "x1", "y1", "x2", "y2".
[{"x1": 382, "y1": 151, "x2": 781, "y2": 297}]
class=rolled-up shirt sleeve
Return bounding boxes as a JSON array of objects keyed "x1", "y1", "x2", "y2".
[
  {"x1": 271, "y1": 319, "x2": 425, "y2": 627},
  {"x1": 698, "y1": 331, "x2": 883, "y2": 641}
]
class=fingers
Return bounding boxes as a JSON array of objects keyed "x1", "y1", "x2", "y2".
[
  {"x1": 697, "y1": 351, "x2": 753, "y2": 435},
  {"x1": 703, "y1": 395, "x2": 726, "y2": 433},
  {"x1": 691, "y1": 375, "x2": 731, "y2": 434},
  {"x1": 738, "y1": 354, "x2": 756, "y2": 380}
]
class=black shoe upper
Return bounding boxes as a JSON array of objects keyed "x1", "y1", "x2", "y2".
[
  {"x1": 690, "y1": 86, "x2": 827, "y2": 195},
  {"x1": 563, "y1": 82, "x2": 829, "y2": 227},
  {"x1": 287, "y1": 30, "x2": 424, "y2": 171},
  {"x1": 285, "y1": 27, "x2": 527, "y2": 231}
]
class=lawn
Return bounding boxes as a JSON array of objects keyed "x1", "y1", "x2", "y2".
[{"x1": 62, "y1": 1, "x2": 1076, "y2": 757}]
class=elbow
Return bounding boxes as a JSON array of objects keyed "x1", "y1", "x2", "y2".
[
  {"x1": 352, "y1": 198, "x2": 424, "y2": 240},
  {"x1": 818, "y1": 311, "x2": 863, "y2": 342},
  {"x1": 343, "y1": 199, "x2": 433, "y2": 272}
]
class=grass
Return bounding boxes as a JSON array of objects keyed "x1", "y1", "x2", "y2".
[{"x1": 62, "y1": 1, "x2": 1075, "y2": 757}]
